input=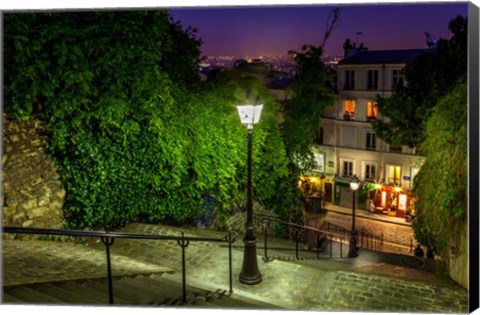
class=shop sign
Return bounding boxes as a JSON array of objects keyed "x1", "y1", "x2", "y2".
[{"x1": 403, "y1": 176, "x2": 411, "y2": 181}]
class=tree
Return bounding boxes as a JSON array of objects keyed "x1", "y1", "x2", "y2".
[
  {"x1": 282, "y1": 9, "x2": 339, "y2": 172},
  {"x1": 372, "y1": 15, "x2": 467, "y2": 148},
  {"x1": 3, "y1": 11, "x2": 202, "y2": 121},
  {"x1": 412, "y1": 82, "x2": 467, "y2": 258}
]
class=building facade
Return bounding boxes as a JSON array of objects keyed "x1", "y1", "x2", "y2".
[{"x1": 306, "y1": 47, "x2": 428, "y2": 217}]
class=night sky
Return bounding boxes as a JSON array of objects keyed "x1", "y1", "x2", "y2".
[{"x1": 169, "y1": 2, "x2": 469, "y2": 57}]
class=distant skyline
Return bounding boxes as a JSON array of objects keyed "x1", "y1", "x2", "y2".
[{"x1": 169, "y1": 2, "x2": 468, "y2": 57}]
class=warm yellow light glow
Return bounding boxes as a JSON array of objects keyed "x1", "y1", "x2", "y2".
[
  {"x1": 237, "y1": 105, "x2": 263, "y2": 129},
  {"x1": 343, "y1": 100, "x2": 355, "y2": 113},
  {"x1": 394, "y1": 187, "x2": 402, "y2": 193},
  {"x1": 388, "y1": 165, "x2": 401, "y2": 184},
  {"x1": 350, "y1": 181, "x2": 360, "y2": 191},
  {"x1": 310, "y1": 177, "x2": 317, "y2": 183},
  {"x1": 399, "y1": 194, "x2": 407, "y2": 210},
  {"x1": 381, "y1": 191, "x2": 387, "y2": 207},
  {"x1": 375, "y1": 184, "x2": 382, "y2": 189},
  {"x1": 367, "y1": 101, "x2": 378, "y2": 118}
]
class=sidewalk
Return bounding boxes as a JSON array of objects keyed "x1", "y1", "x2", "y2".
[
  {"x1": 1, "y1": 222, "x2": 468, "y2": 312},
  {"x1": 323, "y1": 202, "x2": 412, "y2": 226}
]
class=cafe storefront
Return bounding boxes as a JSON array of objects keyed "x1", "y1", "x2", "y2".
[
  {"x1": 297, "y1": 174, "x2": 334, "y2": 213},
  {"x1": 368, "y1": 183, "x2": 416, "y2": 218}
]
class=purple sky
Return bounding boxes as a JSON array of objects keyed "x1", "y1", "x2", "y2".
[{"x1": 169, "y1": 2, "x2": 468, "y2": 57}]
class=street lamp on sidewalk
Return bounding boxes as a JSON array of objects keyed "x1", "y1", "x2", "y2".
[
  {"x1": 348, "y1": 175, "x2": 360, "y2": 258},
  {"x1": 237, "y1": 104, "x2": 263, "y2": 285}
]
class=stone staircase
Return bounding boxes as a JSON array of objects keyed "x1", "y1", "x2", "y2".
[{"x1": 2, "y1": 273, "x2": 274, "y2": 309}]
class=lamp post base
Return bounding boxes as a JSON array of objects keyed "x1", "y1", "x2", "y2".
[{"x1": 239, "y1": 237, "x2": 262, "y2": 285}]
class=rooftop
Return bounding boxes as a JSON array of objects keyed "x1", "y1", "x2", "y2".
[{"x1": 339, "y1": 49, "x2": 431, "y2": 65}]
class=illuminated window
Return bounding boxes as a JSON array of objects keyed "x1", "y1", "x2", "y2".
[
  {"x1": 381, "y1": 191, "x2": 387, "y2": 207},
  {"x1": 399, "y1": 194, "x2": 407, "y2": 210},
  {"x1": 387, "y1": 165, "x2": 401, "y2": 185},
  {"x1": 343, "y1": 100, "x2": 355, "y2": 120},
  {"x1": 367, "y1": 101, "x2": 378, "y2": 119}
]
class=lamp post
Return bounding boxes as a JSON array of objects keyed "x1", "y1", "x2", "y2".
[
  {"x1": 237, "y1": 104, "x2": 263, "y2": 285},
  {"x1": 348, "y1": 175, "x2": 360, "y2": 258}
]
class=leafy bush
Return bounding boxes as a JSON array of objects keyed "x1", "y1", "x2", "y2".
[
  {"x1": 412, "y1": 82, "x2": 467, "y2": 257},
  {"x1": 3, "y1": 11, "x2": 297, "y2": 229}
]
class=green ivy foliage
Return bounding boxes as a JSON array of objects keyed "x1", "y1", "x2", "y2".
[
  {"x1": 373, "y1": 16, "x2": 467, "y2": 148},
  {"x1": 3, "y1": 11, "x2": 296, "y2": 229},
  {"x1": 282, "y1": 45, "x2": 336, "y2": 172},
  {"x1": 412, "y1": 82, "x2": 467, "y2": 257},
  {"x1": 206, "y1": 71, "x2": 298, "y2": 219}
]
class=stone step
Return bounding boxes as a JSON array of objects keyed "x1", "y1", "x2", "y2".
[
  {"x1": 160, "y1": 272, "x2": 279, "y2": 309},
  {"x1": 35, "y1": 283, "x2": 101, "y2": 305},
  {"x1": 58, "y1": 280, "x2": 130, "y2": 305},
  {"x1": 4, "y1": 285, "x2": 64, "y2": 304},
  {"x1": 4, "y1": 274, "x2": 280, "y2": 309},
  {"x1": 82, "y1": 278, "x2": 142, "y2": 305},
  {"x1": 118, "y1": 275, "x2": 186, "y2": 304},
  {"x1": 187, "y1": 296, "x2": 218, "y2": 308},
  {"x1": 2, "y1": 292, "x2": 25, "y2": 303},
  {"x1": 204, "y1": 294, "x2": 260, "y2": 309}
]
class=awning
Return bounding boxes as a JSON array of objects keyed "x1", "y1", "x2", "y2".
[{"x1": 332, "y1": 175, "x2": 351, "y2": 186}]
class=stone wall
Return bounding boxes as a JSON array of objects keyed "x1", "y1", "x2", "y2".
[
  {"x1": 217, "y1": 201, "x2": 278, "y2": 236},
  {"x1": 2, "y1": 113, "x2": 65, "y2": 232},
  {"x1": 447, "y1": 220, "x2": 468, "y2": 289}
]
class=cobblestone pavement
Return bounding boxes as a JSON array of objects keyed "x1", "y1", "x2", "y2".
[
  {"x1": 2, "y1": 238, "x2": 173, "y2": 286},
  {"x1": 316, "y1": 204, "x2": 416, "y2": 255},
  {"x1": 2, "y1": 221, "x2": 469, "y2": 313}
]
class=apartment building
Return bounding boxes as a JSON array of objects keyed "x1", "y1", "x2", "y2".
[{"x1": 307, "y1": 46, "x2": 428, "y2": 217}]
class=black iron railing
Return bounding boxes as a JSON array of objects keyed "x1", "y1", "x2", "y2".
[
  {"x1": 253, "y1": 214, "x2": 351, "y2": 261},
  {"x1": 320, "y1": 221, "x2": 384, "y2": 251},
  {"x1": 2, "y1": 226, "x2": 237, "y2": 305}
]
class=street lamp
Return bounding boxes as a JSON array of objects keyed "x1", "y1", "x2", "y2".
[
  {"x1": 348, "y1": 175, "x2": 360, "y2": 258},
  {"x1": 237, "y1": 104, "x2": 263, "y2": 285}
]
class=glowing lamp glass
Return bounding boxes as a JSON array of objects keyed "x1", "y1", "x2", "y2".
[{"x1": 237, "y1": 105, "x2": 263, "y2": 129}]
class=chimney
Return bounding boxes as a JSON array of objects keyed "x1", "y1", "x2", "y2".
[{"x1": 343, "y1": 39, "x2": 368, "y2": 59}]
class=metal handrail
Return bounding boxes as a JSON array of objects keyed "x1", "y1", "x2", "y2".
[
  {"x1": 320, "y1": 221, "x2": 384, "y2": 251},
  {"x1": 253, "y1": 214, "x2": 349, "y2": 261},
  {"x1": 254, "y1": 213, "x2": 345, "y2": 239},
  {"x1": 2, "y1": 226, "x2": 237, "y2": 305}
]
